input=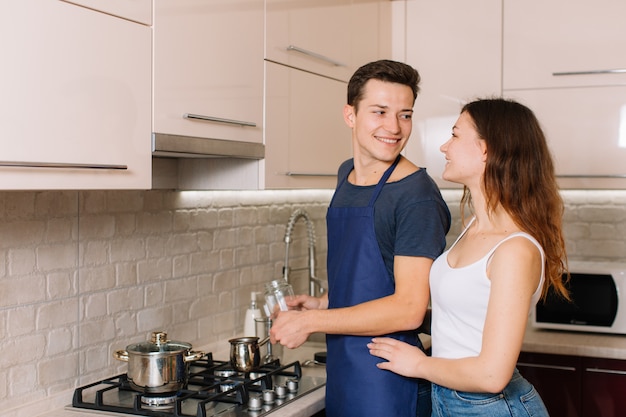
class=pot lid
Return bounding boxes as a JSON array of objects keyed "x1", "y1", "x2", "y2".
[{"x1": 127, "y1": 331, "x2": 192, "y2": 354}]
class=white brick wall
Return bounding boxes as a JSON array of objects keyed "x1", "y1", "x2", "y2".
[{"x1": 0, "y1": 188, "x2": 625, "y2": 410}]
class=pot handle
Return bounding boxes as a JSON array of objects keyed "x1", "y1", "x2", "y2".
[
  {"x1": 184, "y1": 350, "x2": 205, "y2": 362},
  {"x1": 113, "y1": 350, "x2": 129, "y2": 362}
]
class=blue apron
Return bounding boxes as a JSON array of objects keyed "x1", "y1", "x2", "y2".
[{"x1": 325, "y1": 156, "x2": 419, "y2": 417}]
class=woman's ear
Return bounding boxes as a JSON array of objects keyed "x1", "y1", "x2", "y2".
[{"x1": 343, "y1": 104, "x2": 355, "y2": 127}]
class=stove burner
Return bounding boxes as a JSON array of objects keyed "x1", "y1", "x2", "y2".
[
  {"x1": 215, "y1": 369, "x2": 238, "y2": 392},
  {"x1": 140, "y1": 393, "x2": 177, "y2": 409},
  {"x1": 71, "y1": 353, "x2": 323, "y2": 417}
]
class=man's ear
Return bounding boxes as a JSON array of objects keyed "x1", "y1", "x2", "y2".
[{"x1": 343, "y1": 104, "x2": 355, "y2": 127}]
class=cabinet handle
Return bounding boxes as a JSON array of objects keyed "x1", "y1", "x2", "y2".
[
  {"x1": 282, "y1": 172, "x2": 337, "y2": 177},
  {"x1": 585, "y1": 367, "x2": 626, "y2": 375},
  {"x1": 553, "y1": 69, "x2": 626, "y2": 76},
  {"x1": 184, "y1": 113, "x2": 257, "y2": 128},
  {"x1": 286, "y1": 45, "x2": 347, "y2": 67},
  {"x1": 557, "y1": 174, "x2": 626, "y2": 178},
  {"x1": 0, "y1": 161, "x2": 127, "y2": 170},
  {"x1": 517, "y1": 362, "x2": 577, "y2": 372}
]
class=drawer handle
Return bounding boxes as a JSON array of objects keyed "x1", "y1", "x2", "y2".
[
  {"x1": 517, "y1": 362, "x2": 577, "y2": 372},
  {"x1": 286, "y1": 45, "x2": 347, "y2": 67},
  {"x1": 557, "y1": 174, "x2": 626, "y2": 178},
  {"x1": 553, "y1": 69, "x2": 626, "y2": 76},
  {"x1": 184, "y1": 113, "x2": 257, "y2": 128},
  {"x1": 0, "y1": 161, "x2": 127, "y2": 170},
  {"x1": 282, "y1": 171, "x2": 337, "y2": 177},
  {"x1": 585, "y1": 367, "x2": 626, "y2": 375}
]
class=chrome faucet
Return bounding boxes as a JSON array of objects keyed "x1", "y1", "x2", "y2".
[{"x1": 283, "y1": 209, "x2": 325, "y2": 297}]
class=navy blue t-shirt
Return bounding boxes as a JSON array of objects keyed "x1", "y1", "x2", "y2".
[{"x1": 330, "y1": 159, "x2": 451, "y2": 280}]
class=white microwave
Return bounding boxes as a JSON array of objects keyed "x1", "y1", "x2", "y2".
[{"x1": 532, "y1": 264, "x2": 626, "y2": 335}]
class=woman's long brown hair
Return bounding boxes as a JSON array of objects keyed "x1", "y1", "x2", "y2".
[{"x1": 460, "y1": 98, "x2": 569, "y2": 300}]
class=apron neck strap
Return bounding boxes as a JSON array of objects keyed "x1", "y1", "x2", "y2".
[{"x1": 367, "y1": 155, "x2": 401, "y2": 207}]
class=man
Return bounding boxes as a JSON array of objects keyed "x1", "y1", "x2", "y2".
[{"x1": 270, "y1": 60, "x2": 450, "y2": 417}]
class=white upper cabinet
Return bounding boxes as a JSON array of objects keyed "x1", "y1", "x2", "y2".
[
  {"x1": 504, "y1": 0, "x2": 626, "y2": 188},
  {"x1": 398, "y1": 0, "x2": 502, "y2": 188},
  {"x1": 263, "y1": 63, "x2": 351, "y2": 189},
  {"x1": 0, "y1": 0, "x2": 151, "y2": 190},
  {"x1": 153, "y1": 0, "x2": 264, "y2": 146},
  {"x1": 503, "y1": 0, "x2": 626, "y2": 90},
  {"x1": 263, "y1": 0, "x2": 391, "y2": 189},
  {"x1": 507, "y1": 87, "x2": 626, "y2": 188},
  {"x1": 266, "y1": 0, "x2": 352, "y2": 81},
  {"x1": 266, "y1": 0, "x2": 389, "y2": 82}
]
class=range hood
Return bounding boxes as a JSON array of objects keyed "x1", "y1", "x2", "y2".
[{"x1": 152, "y1": 133, "x2": 265, "y2": 159}]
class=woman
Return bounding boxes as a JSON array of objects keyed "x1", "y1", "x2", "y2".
[{"x1": 368, "y1": 98, "x2": 569, "y2": 416}]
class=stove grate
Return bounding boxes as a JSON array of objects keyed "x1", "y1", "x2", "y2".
[{"x1": 71, "y1": 353, "x2": 309, "y2": 417}]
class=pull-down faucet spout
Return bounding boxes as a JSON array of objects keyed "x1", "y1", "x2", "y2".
[{"x1": 283, "y1": 209, "x2": 325, "y2": 297}]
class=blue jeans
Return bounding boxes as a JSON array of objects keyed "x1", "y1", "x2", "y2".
[{"x1": 431, "y1": 369, "x2": 549, "y2": 417}]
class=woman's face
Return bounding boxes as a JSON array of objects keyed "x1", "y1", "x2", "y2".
[{"x1": 439, "y1": 111, "x2": 487, "y2": 186}]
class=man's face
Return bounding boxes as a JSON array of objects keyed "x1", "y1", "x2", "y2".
[{"x1": 344, "y1": 79, "x2": 414, "y2": 165}]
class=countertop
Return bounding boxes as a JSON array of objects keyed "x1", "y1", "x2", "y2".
[
  {"x1": 10, "y1": 325, "x2": 626, "y2": 417},
  {"x1": 523, "y1": 323, "x2": 626, "y2": 360}
]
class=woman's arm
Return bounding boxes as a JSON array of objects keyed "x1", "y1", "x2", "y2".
[{"x1": 369, "y1": 237, "x2": 542, "y2": 393}]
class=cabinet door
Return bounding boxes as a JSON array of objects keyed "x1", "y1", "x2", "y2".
[
  {"x1": 264, "y1": 63, "x2": 351, "y2": 189},
  {"x1": 0, "y1": 0, "x2": 151, "y2": 190},
  {"x1": 266, "y1": 0, "x2": 390, "y2": 82},
  {"x1": 503, "y1": 0, "x2": 626, "y2": 89},
  {"x1": 153, "y1": 0, "x2": 263, "y2": 144},
  {"x1": 266, "y1": 0, "x2": 353, "y2": 81},
  {"x1": 582, "y1": 357, "x2": 626, "y2": 417},
  {"x1": 517, "y1": 352, "x2": 582, "y2": 417},
  {"x1": 399, "y1": 0, "x2": 502, "y2": 189},
  {"x1": 352, "y1": 0, "x2": 392, "y2": 71},
  {"x1": 507, "y1": 87, "x2": 626, "y2": 189}
]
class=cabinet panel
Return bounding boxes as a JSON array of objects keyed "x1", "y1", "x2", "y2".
[
  {"x1": 0, "y1": 0, "x2": 151, "y2": 189},
  {"x1": 264, "y1": 63, "x2": 350, "y2": 189},
  {"x1": 266, "y1": 0, "x2": 353, "y2": 81},
  {"x1": 153, "y1": 0, "x2": 263, "y2": 144},
  {"x1": 503, "y1": 0, "x2": 626, "y2": 90},
  {"x1": 507, "y1": 87, "x2": 626, "y2": 189},
  {"x1": 266, "y1": 0, "x2": 390, "y2": 82},
  {"x1": 582, "y1": 357, "x2": 626, "y2": 417},
  {"x1": 399, "y1": 0, "x2": 502, "y2": 189},
  {"x1": 517, "y1": 352, "x2": 582, "y2": 417}
]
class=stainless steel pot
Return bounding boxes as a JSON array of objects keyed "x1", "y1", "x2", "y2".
[
  {"x1": 228, "y1": 336, "x2": 270, "y2": 372},
  {"x1": 114, "y1": 331, "x2": 204, "y2": 393}
]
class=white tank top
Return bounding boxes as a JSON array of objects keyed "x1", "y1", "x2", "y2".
[{"x1": 430, "y1": 218, "x2": 545, "y2": 359}]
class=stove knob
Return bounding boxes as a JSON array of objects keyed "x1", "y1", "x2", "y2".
[
  {"x1": 262, "y1": 389, "x2": 276, "y2": 404},
  {"x1": 275, "y1": 384, "x2": 287, "y2": 398},
  {"x1": 286, "y1": 378, "x2": 299, "y2": 392},
  {"x1": 248, "y1": 394, "x2": 263, "y2": 410}
]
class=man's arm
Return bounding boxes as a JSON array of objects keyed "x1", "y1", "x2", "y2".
[{"x1": 270, "y1": 256, "x2": 432, "y2": 348}]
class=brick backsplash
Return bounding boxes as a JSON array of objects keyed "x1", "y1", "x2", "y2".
[{"x1": 0, "y1": 188, "x2": 625, "y2": 410}]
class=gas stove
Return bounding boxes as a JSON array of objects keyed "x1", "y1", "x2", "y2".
[{"x1": 69, "y1": 353, "x2": 325, "y2": 417}]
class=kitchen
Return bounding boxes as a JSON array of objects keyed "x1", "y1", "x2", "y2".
[{"x1": 1, "y1": 1, "x2": 626, "y2": 417}]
